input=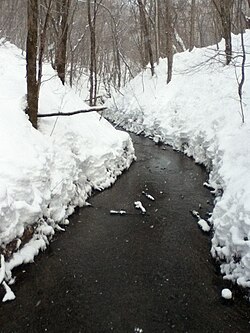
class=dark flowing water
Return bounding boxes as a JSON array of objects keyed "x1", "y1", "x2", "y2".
[{"x1": 0, "y1": 134, "x2": 250, "y2": 333}]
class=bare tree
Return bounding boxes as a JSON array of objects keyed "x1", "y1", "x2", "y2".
[
  {"x1": 189, "y1": 0, "x2": 196, "y2": 51},
  {"x1": 165, "y1": 0, "x2": 174, "y2": 83},
  {"x1": 238, "y1": 28, "x2": 246, "y2": 124},
  {"x1": 87, "y1": 0, "x2": 98, "y2": 106},
  {"x1": 154, "y1": 0, "x2": 160, "y2": 64},
  {"x1": 26, "y1": 0, "x2": 39, "y2": 129},
  {"x1": 212, "y1": 0, "x2": 234, "y2": 65},
  {"x1": 137, "y1": 0, "x2": 154, "y2": 76},
  {"x1": 3, "y1": 0, "x2": 249, "y2": 104},
  {"x1": 237, "y1": 8, "x2": 247, "y2": 124},
  {"x1": 54, "y1": 0, "x2": 72, "y2": 84},
  {"x1": 38, "y1": 0, "x2": 53, "y2": 91}
]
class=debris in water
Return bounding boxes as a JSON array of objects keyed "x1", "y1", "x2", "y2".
[
  {"x1": 191, "y1": 210, "x2": 200, "y2": 218},
  {"x1": 198, "y1": 219, "x2": 211, "y2": 232},
  {"x1": 110, "y1": 210, "x2": 127, "y2": 215},
  {"x1": 134, "y1": 327, "x2": 143, "y2": 333},
  {"x1": 203, "y1": 182, "x2": 215, "y2": 191},
  {"x1": 191, "y1": 210, "x2": 210, "y2": 232},
  {"x1": 134, "y1": 201, "x2": 146, "y2": 214},
  {"x1": 221, "y1": 288, "x2": 232, "y2": 300},
  {"x1": 142, "y1": 191, "x2": 155, "y2": 201}
]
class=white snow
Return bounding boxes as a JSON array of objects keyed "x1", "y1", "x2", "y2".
[
  {"x1": 191, "y1": 211, "x2": 210, "y2": 232},
  {"x1": 134, "y1": 201, "x2": 146, "y2": 214},
  {"x1": 221, "y1": 288, "x2": 232, "y2": 300},
  {"x1": 191, "y1": 210, "x2": 200, "y2": 219},
  {"x1": 104, "y1": 31, "x2": 250, "y2": 289},
  {"x1": 2, "y1": 281, "x2": 15, "y2": 302},
  {"x1": 0, "y1": 255, "x2": 16, "y2": 302},
  {"x1": 142, "y1": 191, "x2": 155, "y2": 201},
  {"x1": 0, "y1": 39, "x2": 135, "y2": 288},
  {"x1": 198, "y1": 219, "x2": 211, "y2": 232},
  {"x1": 110, "y1": 210, "x2": 127, "y2": 215},
  {"x1": 0, "y1": 254, "x2": 5, "y2": 284},
  {"x1": 134, "y1": 328, "x2": 143, "y2": 333}
]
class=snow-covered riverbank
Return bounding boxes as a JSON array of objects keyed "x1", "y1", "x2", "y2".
[
  {"x1": 0, "y1": 40, "x2": 135, "y2": 300},
  {"x1": 104, "y1": 31, "x2": 250, "y2": 290}
]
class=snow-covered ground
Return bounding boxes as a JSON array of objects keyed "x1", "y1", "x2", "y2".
[
  {"x1": 104, "y1": 31, "x2": 250, "y2": 290},
  {"x1": 0, "y1": 39, "x2": 135, "y2": 300}
]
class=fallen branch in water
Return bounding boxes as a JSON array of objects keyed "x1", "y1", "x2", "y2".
[{"x1": 37, "y1": 106, "x2": 107, "y2": 117}]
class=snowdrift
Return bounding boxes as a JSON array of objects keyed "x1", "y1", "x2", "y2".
[
  {"x1": 105, "y1": 32, "x2": 250, "y2": 289},
  {"x1": 0, "y1": 39, "x2": 135, "y2": 293}
]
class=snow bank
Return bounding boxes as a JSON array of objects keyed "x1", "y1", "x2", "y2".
[
  {"x1": 104, "y1": 32, "x2": 250, "y2": 289},
  {"x1": 0, "y1": 39, "x2": 135, "y2": 279}
]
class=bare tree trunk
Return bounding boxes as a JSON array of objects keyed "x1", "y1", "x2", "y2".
[
  {"x1": 155, "y1": 0, "x2": 160, "y2": 64},
  {"x1": 115, "y1": 46, "x2": 121, "y2": 89},
  {"x1": 38, "y1": 0, "x2": 52, "y2": 91},
  {"x1": 26, "y1": 0, "x2": 38, "y2": 129},
  {"x1": 189, "y1": 0, "x2": 196, "y2": 51},
  {"x1": 87, "y1": 0, "x2": 97, "y2": 106},
  {"x1": 221, "y1": 0, "x2": 233, "y2": 65},
  {"x1": 69, "y1": 44, "x2": 74, "y2": 87},
  {"x1": 55, "y1": 0, "x2": 71, "y2": 84},
  {"x1": 111, "y1": 24, "x2": 121, "y2": 89},
  {"x1": 165, "y1": 0, "x2": 173, "y2": 84},
  {"x1": 212, "y1": 0, "x2": 233, "y2": 65},
  {"x1": 94, "y1": 42, "x2": 98, "y2": 105},
  {"x1": 137, "y1": 0, "x2": 154, "y2": 76}
]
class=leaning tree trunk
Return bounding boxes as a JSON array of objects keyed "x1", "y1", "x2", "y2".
[{"x1": 26, "y1": 0, "x2": 38, "y2": 129}]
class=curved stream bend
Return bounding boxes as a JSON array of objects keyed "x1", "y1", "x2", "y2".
[{"x1": 0, "y1": 134, "x2": 250, "y2": 333}]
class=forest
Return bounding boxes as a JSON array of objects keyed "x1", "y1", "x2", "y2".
[{"x1": 0, "y1": 0, "x2": 249, "y2": 128}]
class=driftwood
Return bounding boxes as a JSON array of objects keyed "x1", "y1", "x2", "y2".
[{"x1": 37, "y1": 106, "x2": 107, "y2": 118}]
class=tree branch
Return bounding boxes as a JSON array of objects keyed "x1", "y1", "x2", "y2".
[
  {"x1": 37, "y1": 106, "x2": 107, "y2": 117},
  {"x1": 238, "y1": 28, "x2": 246, "y2": 124}
]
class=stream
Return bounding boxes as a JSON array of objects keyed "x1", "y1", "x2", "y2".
[{"x1": 0, "y1": 133, "x2": 250, "y2": 332}]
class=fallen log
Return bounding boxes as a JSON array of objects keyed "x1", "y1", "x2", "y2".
[{"x1": 37, "y1": 106, "x2": 107, "y2": 118}]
